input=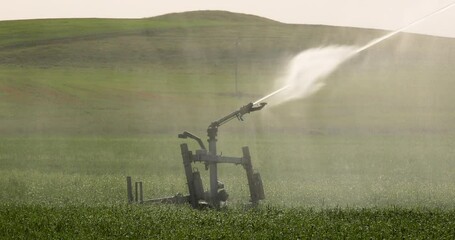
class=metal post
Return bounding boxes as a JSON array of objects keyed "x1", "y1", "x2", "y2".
[
  {"x1": 126, "y1": 176, "x2": 133, "y2": 203},
  {"x1": 235, "y1": 38, "x2": 239, "y2": 96},
  {"x1": 139, "y1": 182, "x2": 143, "y2": 203},
  {"x1": 135, "y1": 182, "x2": 139, "y2": 203}
]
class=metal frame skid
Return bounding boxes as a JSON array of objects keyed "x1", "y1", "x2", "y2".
[
  {"x1": 126, "y1": 102, "x2": 266, "y2": 209},
  {"x1": 178, "y1": 141, "x2": 265, "y2": 209}
]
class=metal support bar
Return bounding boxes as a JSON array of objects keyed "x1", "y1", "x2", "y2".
[
  {"x1": 194, "y1": 154, "x2": 244, "y2": 164},
  {"x1": 243, "y1": 146, "x2": 260, "y2": 205},
  {"x1": 142, "y1": 194, "x2": 190, "y2": 204},
  {"x1": 181, "y1": 143, "x2": 198, "y2": 209}
]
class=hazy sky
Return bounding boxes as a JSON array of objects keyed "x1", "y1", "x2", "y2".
[{"x1": 2, "y1": 0, "x2": 455, "y2": 38}]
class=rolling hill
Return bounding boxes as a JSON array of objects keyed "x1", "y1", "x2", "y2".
[{"x1": 0, "y1": 10, "x2": 454, "y2": 136}]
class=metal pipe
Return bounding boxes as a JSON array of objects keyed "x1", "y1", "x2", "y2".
[{"x1": 208, "y1": 127, "x2": 219, "y2": 208}]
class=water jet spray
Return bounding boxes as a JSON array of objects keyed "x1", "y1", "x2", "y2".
[{"x1": 256, "y1": 1, "x2": 455, "y2": 105}]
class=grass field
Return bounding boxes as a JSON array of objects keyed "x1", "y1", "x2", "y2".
[
  {"x1": 2, "y1": 205, "x2": 455, "y2": 239},
  {"x1": 1, "y1": 10, "x2": 455, "y2": 238}
]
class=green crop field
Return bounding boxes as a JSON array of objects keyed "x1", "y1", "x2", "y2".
[{"x1": 1, "y1": 11, "x2": 455, "y2": 238}]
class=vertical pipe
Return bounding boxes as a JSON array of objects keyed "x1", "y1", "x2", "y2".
[
  {"x1": 207, "y1": 127, "x2": 219, "y2": 208},
  {"x1": 126, "y1": 176, "x2": 133, "y2": 203},
  {"x1": 235, "y1": 38, "x2": 239, "y2": 96},
  {"x1": 139, "y1": 182, "x2": 143, "y2": 203},
  {"x1": 209, "y1": 162, "x2": 218, "y2": 207}
]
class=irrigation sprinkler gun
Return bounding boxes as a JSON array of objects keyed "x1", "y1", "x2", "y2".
[{"x1": 127, "y1": 102, "x2": 266, "y2": 209}]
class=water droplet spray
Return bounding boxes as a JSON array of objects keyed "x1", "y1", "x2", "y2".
[{"x1": 254, "y1": 2, "x2": 455, "y2": 105}]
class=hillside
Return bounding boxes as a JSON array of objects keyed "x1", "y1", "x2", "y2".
[
  {"x1": 0, "y1": 10, "x2": 454, "y2": 136},
  {"x1": 2, "y1": 10, "x2": 455, "y2": 214}
]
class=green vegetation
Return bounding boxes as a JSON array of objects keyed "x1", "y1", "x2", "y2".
[
  {"x1": 1, "y1": 10, "x2": 455, "y2": 238},
  {"x1": 2, "y1": 205, "x2": 455, "y2": 239}
]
